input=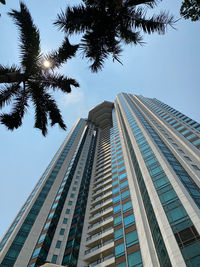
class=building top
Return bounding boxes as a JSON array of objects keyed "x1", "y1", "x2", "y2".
[{"x1": 88, "y1": 101, "x2": 114, "y2": 129}]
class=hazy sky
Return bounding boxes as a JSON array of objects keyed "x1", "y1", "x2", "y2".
[{"x1": 0, "y1": 0, "x2": 199, "y2": 239}]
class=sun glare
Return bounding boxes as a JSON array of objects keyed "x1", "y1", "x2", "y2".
[{"x1": 43, "y1": 60, "x2": 51, "y2": 68}]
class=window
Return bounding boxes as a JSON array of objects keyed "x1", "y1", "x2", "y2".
[
  {"x1": 186, "y1": 134, "x2": 196, "y2": 140},
  {"x1": 66, "y1": 209, "x2": 70, "y2": 214},
  {"x1": 121, "y1": 190, "x2": 130, "y2": 200},
  {"x1": 124, "y1": 214, "x2": 135, "y2": 228},
  {"x1": 118, "y1": 166, "x2": 125, "y2": 173},
  {"x1": 123, "y1": 201, "x2": 132, "y2": 213},
  {"x1": 184, "y1": 156, "x2": 191, "y2": 162},
  {"x1": 56, "y1": 240, "x2": 61, "y2": 248},
  {"x1": 52, "y1": 254, "x2": 58, "y2": 264},
  {"x1": 120, "y1": 180, "x2": 128, "y2": 190},
  {"x1": 126, "y1": 230, "x2": 138, "y2": 247},
  {"x1": 48, "y1": 212, "x2": 54, "y2": 219},
  {"x1": 178, "y1": 149, "x2": 184, "y2": 153},
  {"x1": 68, "y1": 201, "x2": 73, "y2": 206},
  {"x1": 192, "y1": 139, "x2": 200, "y2": 146},
  {"x1": 114, "y1": 204, "x2": 121, "y2": 214},
  {"x1": 112, "y1": 168, "x2": 117, "y2": 173},
  {"x1": 115, "y1": 243, "x2": 125, "y2": 258},
  {"x1": 119, "y1": 172, "x2": 127, "y2": 181},
  {"x1": 60, "y1": 228, "x2": 65, "y2": 235},
  {"x1": 55, "y1": 195, "x2": 61, "y2": 201},
  {"x1": 128, "y1": 250, "x2": 142, "y2": 267},
  {"x1": 72, "y1": 187, "x2": 76, "y2": 191},
  {"x1": 112, "y1": 180, "x2": 119, "y2": 187},
  {"x1": 70, "y1": 193, "x2": 75, "y2": 198},
  {"x1": 32, "y1": 247, "x2": 41, "y2": 259},
  {"x1": 63, "y1": 218, "x2": 68, "y2": 224},
  {"x1": 113, "y1": 195, "x2": 120, "y2": 204},
  {"x1": 114, "y1": 228, "x2": 123, "y2": 241},
  {"x1": 181, "y1": 129, "x2": 191, "y2": 136},
  {"x1": 176, "y1": 126, "x2": 185, "y2": 131},
  {"x1": 112, "y1": 173, "x2": 118, "y2": 179},
  {"x1": 37, "y1": 233, "x2": 46, "y2": 244},
  {"x1": 192, "y1": 165, "x2": 200, "y2": 171},
  {"x1": 43, "y1": 221, "x2": 50, "y2": 230},
  {"x1": 57, "y1": 188, "x2": 63, "y2": 194},
  {"x1": 114, "y1": 215, "x2": 122, "y2": 226},
  {"x1": 113, "y1": 187, "x2": 119, "y2": 195},
  {"x1": 51, "y1": 203, "x2": 58, "y2": 210}
]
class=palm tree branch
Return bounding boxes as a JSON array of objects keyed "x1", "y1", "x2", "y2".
[
  {"x1": 45, "y1": 38, "x2": 79, "y2": 68},
  {"x1": 80, "y1": 30, "x2": 111, "y2": 72},
  {"x1": 0, "y1": 83, "x2": 21, "y2": 108},
  {"x1": 40, "y1": 73, "x2": 79, "y2": 93},
  {"x1": 29, "y1": 82, "x2": 48, "y2": 136},
  {"x1": 130, "y1": 8, "x2": 175, "y2": 34},
  {"x1": 118, "y1": 25, "x2": 143, "y2": 44},
  {"x1": 54, "y1": 5, "x2": 98, "y2": 35},
  {"x1": 0, "y1": 88, "x2": 29, "y2": 130},
  {"x1": 124, "y1": 0, "x2": 160, "y2": 8},
  {"x1": 45, "y1": 94, "x2": 66, "y2": 130},
  {"x1": 8, "y1": 2, "x2": 41, "y2": 74}
]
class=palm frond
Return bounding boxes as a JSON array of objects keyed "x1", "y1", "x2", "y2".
[
  {"x1": 131, "y1": 8, "x2": 175, "y2": 34},
  {"x1": 0, "y1": 83, "x2": 21, "y2": 108},
  {"x1": 8, "y1": 2, "x2": 41, "y2": 74},
  {"x1": 119, "y1": 27, "x2": 143, "y2": 44},
  {"x1": 45, "y1": 94, "x2": 66, "y2": 130},
  {"x1": 81, "y1": 31, "x2": 110, "y2": 72},
  {"x1": 0, "y1": 65, "x2": 23, "y2": 83},
  {"x1": 0, "y1": 65, "x2": 20, "y2": 75},
  {"x1": 54, "y1": 5, "x2": 97, "y2": 35},
  {"x1": 0, "y1": 88, "x2": 29, "y2": 130},
  {"x1": 124, "y1": 0, "x2": 160, "y2": 8},
  {"x1": 29, "y1": 82, "x2": 48, "y2": 136},
  {"x1": 45, "y1": 38, "x2": 79, "y2": 68},
  {"x1": 40, "y1": 73, "x2": 79, "y2": 93}
]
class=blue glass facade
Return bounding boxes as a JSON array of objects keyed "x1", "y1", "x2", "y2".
[{"x1": 119, "y1": 93, "x2": 200, "y2": 266}]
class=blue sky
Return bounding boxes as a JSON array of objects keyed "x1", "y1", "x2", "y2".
[{"x1": 0, "y1": 0, "x2": 199, "y2": 239}]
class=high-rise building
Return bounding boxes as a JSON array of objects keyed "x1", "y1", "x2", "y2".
[{"x1": 0, "y1": 93, "x2": 200, "y2": 267}]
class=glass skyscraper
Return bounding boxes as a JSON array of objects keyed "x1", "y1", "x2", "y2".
[{"x1": 0, "y1": 93, "x2": 200, "y2": 267}]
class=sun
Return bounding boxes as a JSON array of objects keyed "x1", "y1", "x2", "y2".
[{"x1": 43, "y1": 60, "x2": 51, "y2": 68}]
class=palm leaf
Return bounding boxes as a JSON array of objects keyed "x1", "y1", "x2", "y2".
[
  {"x1": 45, "y1": 94, "x2": 66, "y2": 130},
  {"x1": 124, "y1": 0, "x2": 160, "y2": 8},
  {"x1": 45, "y1": 38, "x2": 79, "y2": 68},
  {"x1": 130, "y1": 8, "x2": 175, "y2": 34},
  {"x1": 0, "y1": 65, "x2": 20, "y2": 75},
  {"x1": 0, "y1": 83, "x2": 21, "y2": 108},
  {"x1": 29, "y1": 82, "x2": 48, "y2": 136},
  {"x1": 0, "y1": 89, "x2": 29, "y2": 130},
  {"x1": 81, "y1": 31, "x2": 110, "y2": 72},
  {"x1": 8, "y1": 2, "x2": 41, "y2": 74},
  {"x1": 54, "y1": 5, "x2": 97, "y2": 35},
  {"x1": 40, "y1": 73, "x2": 79, "y2": 93}
]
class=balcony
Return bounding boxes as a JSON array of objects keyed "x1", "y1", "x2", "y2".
[
  {"x1": 94, "y1": 172, "x2": 111, "y2": 184},
  {"x1": 92, "y1": 178, "x2": 112, "y2": 193},
  {"x1": 86, "y1": 227, "x2": 114, "y2": 247},
  {"x1": 87, "y1": 216, "x2": 113, "y2": 235},
  {"x1": 88, "y1": 254, "x2": 115, "y2": 267},
  {"x1": 90, "y1": 198, "x2": 112, "y2": 213},
  {"x1": 95, "y1": 168, "x2": 111, "y2": 180},
  {"x1": 92, "y1": 191, "x2": 112, "y2": 206},
  {"x1": 92, "y1": 184, "x2": 112, "y2": 198},
  {"x1": 93, "y1": 176, "x2": 112, "y2": 189},
  {"x1": 89, "y1": 206, "x2": 113, "y2": 224}
]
